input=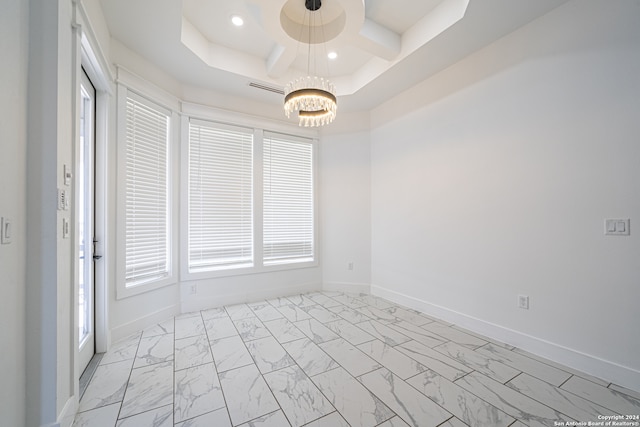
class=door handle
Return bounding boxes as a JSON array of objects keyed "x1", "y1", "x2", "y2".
[{"x1": 92, "y1": 237, "x2": 101, "y2": 260}]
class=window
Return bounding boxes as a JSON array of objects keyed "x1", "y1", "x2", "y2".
[
  {"x1": 182, "y1": 118, "x2": 316, "y2": 279},
  {"x1": 187, "y1": 120, "x2": 253, "y2": 272},
  {"x1": 263, "y1": 132, "x2": 314, "y2": 265},
  {"x1": 123, "y1": 93, "x2": 171, "y2": 287}
]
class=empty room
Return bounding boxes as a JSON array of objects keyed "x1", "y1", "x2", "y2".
[{"x1": 1, "y1": 0, "x2": 639, "y2": 426}]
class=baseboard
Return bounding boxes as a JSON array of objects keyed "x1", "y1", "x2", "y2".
[
  {"x1": 52, "y1": 395, "x2": 77, "y2": 427},
  {"x1": 322, "y1": 282, "x2": 371, "y2": 294},
  {"x1": 371, "y1": 284, "x2": 640, "y2": 393},
  {"x1": 181, "y1": 282, "x2": 322, "y2": 313},
  {"x1": 110, "y1": 304, "x2": 179, "y2": 343}
]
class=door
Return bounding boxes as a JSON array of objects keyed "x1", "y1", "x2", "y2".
[{"x1": 78, "y1": 69, "x2": 96, "y2": 373}]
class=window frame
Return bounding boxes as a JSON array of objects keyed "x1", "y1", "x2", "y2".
[
  {"x1": 180, "y1": 107, "x2": 319, "y2": 282},
  {"x1": 186, "y1": 119, "x2": 255, "y2": 274},
  {"x1": 116, "y1": 84, "x2": 179, "y2": 299},
  {"x1": 263, "y1": 131, "x2": 316, "y2": 266}
]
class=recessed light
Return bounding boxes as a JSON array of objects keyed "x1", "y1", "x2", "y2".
[
  {"x1": 231, "y1": 15, "x2": 244, "y2": 27},
  {"x1": 327, "y1": 51, "x2": 338, "y2": 60}
]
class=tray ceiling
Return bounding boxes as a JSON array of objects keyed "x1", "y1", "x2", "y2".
[{"x1": 99, "y1": 0, "x2": 570, "y2": 112}]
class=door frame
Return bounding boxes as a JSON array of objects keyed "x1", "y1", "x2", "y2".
[
  {"x1": 74, "y1": 9, "x2": 112, "y2": 393},
  {"x1": 80, "y1": 45, "x2": 109, "y2": 356}
]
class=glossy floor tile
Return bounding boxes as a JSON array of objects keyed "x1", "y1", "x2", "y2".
[
  {"x1": 246, "y1": 336, "x2": 295, "y2": 374},
  {"x1": 134, "y1": 334, "x2": 174, "y2": 368},
  {"x1": 560, "y1": 376, "x2": 640, "y2": 415},
  {"x1": 282, "y1": 338, "x2": 339, "y2": 377},
  {"x1": 476, "y1": 343, "x2": 571, "y2": 386},
  {"x1": 294, "y1": 318, "x2": 340, "y2": 344},
  {"x1": 328, "y1": 304, "x2": 371, "y2": 323},
  {"x1": 358, "y1": 368, "x2": 453, "y2": 427},
  {"x1": 225, "y1": 303, "x2": 255, "y2": 321},
  {"x1": 119, "y1": 361, "x2": 174, "y2": 418},
  {"x1": 386, "y1": 320, "x2": 447, "y2": 348},
  {"x1": 395, "y1": 340, "x2": 471, "y2": 382},
  {"x1": 455, "y1": 371, "x2": 566, "y2": 427},
  {"x1": 300, "y1": 304, "x2": 342, "y2": 323},
  {"x1": 355, "y1": 320, "x2": 412, "y2": 346},
  {"x1": 262, "y1": 318, "x2": 306, "y2": 343},
  {"x1": 277, "y1": 304, "x2": 312, "y2": 323},
  {"x1": 141, "y1": 320, "x2": 174, "y2": 340},
  {"x1": 210, "y1": 335, "x2": 254, "y2": 373},
  {"x1": 173, "y1": 363, "x2": 225, "y2": 423},
  {"x1": 233, "y1": 316, "x2": 272, "y2": 342},
  {"x1": 312, "y1": 367, "x2": 394, "y2": 427},
  {"x1": 434, "y1": 341, "x2": 520, "y2": 383},
  {"x1": 219, "y1": 364, "x2": 280, "y2": 425},
  {"x1": 324, "y1": 318, "x2": 375, "y2": 346},
  {"x1": 407, "y1": 369, "x2": 515, "y2": 427},
  {"x1": 203, "y1": 316, "x2": 237, "y2": 340},
  {"x1": 74, "y1": 291, "x2": 640, "y2": 427},
  {"x1": 357, "y1": 340, "x2": 427, "y2": 380},
  {"x1": 117, "y1": 404, "x2": 173, "y2": 427},
  {"x1": 79, "y1": 359, "x2": 132, "y2": 412},
  {"x1": 174, "y1": 335, "x2": 213, "y2": 371},
  {"x1": 319, "y1": 337, "x2": 381, "y2": 377},
  {"x1": 263, "y1": 365, "x2": 333, "y2": 426},
  {"x1": 506, "y1": 372, "x2": 611, "y2": 421}
]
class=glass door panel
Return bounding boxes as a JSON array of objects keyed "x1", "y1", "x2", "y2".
[{"x1": 79, "y1": 70, "x2": 96, "y2": 373}]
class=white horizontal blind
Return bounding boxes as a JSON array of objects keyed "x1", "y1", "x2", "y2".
[
  {"x1": 188, "y1": 120, "x2": 253, "y2": 272},
  {"x1": 263, "y1": 132, "x2": 314, "y2": 265},
  {"x1": 125, "y1": 94, "x2": 170, "y2": 286}
]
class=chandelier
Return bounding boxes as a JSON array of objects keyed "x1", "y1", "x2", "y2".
[{"x1": 284, "y1": 0, "x2": 337, "y2": 127}]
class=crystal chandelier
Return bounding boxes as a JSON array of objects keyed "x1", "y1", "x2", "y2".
[{"x1": 284, "y1": 0, "x2": 337, "y2": 127}]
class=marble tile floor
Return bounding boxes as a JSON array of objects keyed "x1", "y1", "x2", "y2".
[{"x1": 73, "y1": 291, "x2": 640, "y2": 427}]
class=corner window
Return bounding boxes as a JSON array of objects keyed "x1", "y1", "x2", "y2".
[
  {"x1": 116, "y1": 87, "x2": 176, "y2": 298},
  {"x1": 124, "y1": 94, "x2": 170, "y2": 285}
]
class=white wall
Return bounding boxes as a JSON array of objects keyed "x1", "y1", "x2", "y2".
[
  {"x1": 81, "y1": 0, "x2": 112, "y2": 64},
  {"x1": 320, "y1": 130, "x2": 372, "y2": 292},
  {"x1": 180, "y1": 268, "x2": 322, "y2": 313},
  {"x1": 0, "y1": 0, "x2": 28, "y2": 425},
  {"x1": 25, "y1": 0, "x2": 78, "y2": 425},
  {"x1": 370, "y1": 0, "x2": 640, "y2": 390}
]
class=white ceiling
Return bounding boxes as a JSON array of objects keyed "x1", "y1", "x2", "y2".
[{"x1": 98, "y1": 0, "x2": 570, "y2": 112}]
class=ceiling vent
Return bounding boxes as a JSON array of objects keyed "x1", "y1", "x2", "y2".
[{"x1": 248, "y1": 82, "x2": 284, "y2": 95}]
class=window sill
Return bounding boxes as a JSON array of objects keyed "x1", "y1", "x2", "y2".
[{"x1": 180, "y1": 260, "x2": 319, "y2": 282}]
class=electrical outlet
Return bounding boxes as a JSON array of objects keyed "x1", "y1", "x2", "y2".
[
  {"x1": 189, "y1": 284, "x2": 197, "y2": 295},
  {"x1": 518, "y1": 295, "x2": 529, "y2": 310},
  {"x1": 347, "y1": 262, "x2": 354, "y2": 271}
]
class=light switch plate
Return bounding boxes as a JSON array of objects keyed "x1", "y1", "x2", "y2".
[
  {"x1": 1, "y1": 217, "x2": 12, "y2": 244},
  {"x1": 64, "y1": 164, "x2": 72, "y2": 186},
  {"x1": 605, "y1": 219, "x2": 630, "y2": 236},
  {"x1": 62, "y1": 218, "x2": 69, "y2": 239},
  {"x1": 58, "y1": 188, "x2": 69, "y2": 211}
]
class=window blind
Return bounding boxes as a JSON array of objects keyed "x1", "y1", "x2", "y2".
[
  {"x1": 263, "y1": 132, "x2": 314, "y2": 265},
  {"x1": 188, "y1": 120, "x2": 253, "y2": 272},
  {"x1": 125, "y1": 94, "x2": 170, "y2": 286}
]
